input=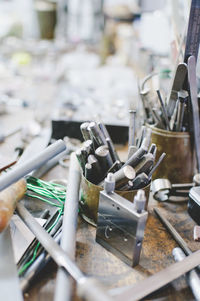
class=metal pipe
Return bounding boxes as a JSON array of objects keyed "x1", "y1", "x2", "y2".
[
  {"x1": 156, "y1": 90, "x2": 170, "y2": 131},
  {"x1": 114, "y1": 165, "x2": 136, "y2": 189},
  {"x1": 88, "y1": 122, "x2": 107, "y2": 147},
  {"x1": 106, "y1": 137, "x2": 120, "y2": 163},
  {"x1": 128, "y1": 110, "x2": 136, "y2": 147},
  {"x1": 54, "y1": 152, "x2": 81, "y2": 301},
  {"x1": 80, "y1": 122, "x2": 91, "y2": 141},
  {"x1": 172, "y1": 247, "x2": 200, "y2": 301},
  {"x1": 0, "y1": 140, "x2": 66, "y2": 192},
  {"x1": 123, "y1": 147, "x2": 147, "y2": 168},
  {"x1": 20, "y1": 231, "x2": 62, "y2": 292},
  {"x1": 16, "y1": 203, "x2": 113, "y2": 301},
  {"x1": 154, "y1": 208, "x2": 192, "y2": 255},
  {"x1": 31, "y1": 150, "x2": 68, "y2": 178}
]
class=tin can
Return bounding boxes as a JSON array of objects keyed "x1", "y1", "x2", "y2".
[
  {"x1": 80, "y1": 175, "x2": 150, "y2": 226},
  {"x1": 147, "y1": 125, "x2": 195, "y2": 183}
]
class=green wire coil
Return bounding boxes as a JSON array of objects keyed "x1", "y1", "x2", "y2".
[{"x1": 18, "y1": 176, "x2": 67, "y2": 276}]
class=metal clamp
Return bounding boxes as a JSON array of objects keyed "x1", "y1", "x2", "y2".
[{"x1": 151, "y1": 178, "x2": 197, "y2": 202}]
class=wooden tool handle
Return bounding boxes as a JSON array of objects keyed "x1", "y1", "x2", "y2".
[{"x1": 0, "y1": 178, "x2": 26, "y2": 232}]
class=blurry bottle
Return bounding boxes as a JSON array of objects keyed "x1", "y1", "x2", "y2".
[
  {"x1": 100, "y1": 4, "x2": 135, "y2": 63},
  {"x1": 67, "y1": 0, "x2": 104, "y2": 43}
]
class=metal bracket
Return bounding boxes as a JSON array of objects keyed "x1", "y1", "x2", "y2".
[{"x1": 96, "y1": 190, "x2": 148, "y2": 267}]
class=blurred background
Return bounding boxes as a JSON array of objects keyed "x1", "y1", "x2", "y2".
[{"x1": 0, "y1": 0, "x2": 192, "y2": 142}]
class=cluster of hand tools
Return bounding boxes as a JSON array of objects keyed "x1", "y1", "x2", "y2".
[
  {"x1": 76, "y1": 119, "x2": 166, "y2": 191},
  {"x1": 139, "y1": 66, "x2": 192, "y2": 133}
]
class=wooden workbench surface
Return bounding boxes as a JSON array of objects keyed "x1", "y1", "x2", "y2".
[
  {"x1": 1, "y1": 107, "x2": 199, "y2": 301},
  {"x1": 24, "y1": 165, "x2": 198, "y2": 301}
]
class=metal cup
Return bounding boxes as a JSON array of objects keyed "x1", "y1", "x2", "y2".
[
  {"x1": 146, "y1": 124, "x2": 195, "y2": 183},
  {"x1": 80, "y1": 175, "x2": 150, "y2": 226}
]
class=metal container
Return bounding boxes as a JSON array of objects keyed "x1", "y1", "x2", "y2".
[
  {"x1": 35, "y1": 1, "x2": 57, "y2": 39},
  {"x1": 147, "y1": 125, "x2": 195, "y2": 183},
  {"x1": 80, "y1": 175, "x2": 150, "y2": 226}
]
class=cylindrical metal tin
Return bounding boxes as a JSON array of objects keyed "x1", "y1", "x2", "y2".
[
  {"x1": 80, "y1": 175, "x2": 150, "y2": 226},
  {"x1": 147, "y1": 125, "x2": 195, "y2": 183}
]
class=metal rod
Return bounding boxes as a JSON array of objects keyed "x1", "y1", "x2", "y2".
[
  {"x1": 128, "y1": 110, "x2": 136, "y2": 147},
  {"x1": 54, "y1": 152, "x2": 81, "y2": 301},
  {"x1": 156, "y1": 90, "x2": 170, "y2": 131},
  {"x1": 123, "y1": 147, "x2": 147, "y2": 168},
  {"x1": 113, "y1": 249, "x2": 200, "y2": 301},
  {"x1": 148, "y1": 153, "x2": 166, "y2": 178},
  {"x1": 80, "y1": 122, "x2": 91, "y2": 141},
  {"x1": 31, "y1": 150, "x2": 68, "y2": 178},
  {"x1": 172, "y1": 247, "x2": 200, "y2": 301},
  {"x1": 16, "y1": 204, "x2": 113, "y2": 301},
  {"x1": 0, "y1": 140, "x2": 66, "y2": 192},
  {"x1": 0, "y1": 227, "x2": 23, "y2": 301},
  {"x1": 21, "y1": 231, "x2": 62, "y2": 292},
  {"x1": 154, "y1": 208, "x2": 192, "y2": 255}
]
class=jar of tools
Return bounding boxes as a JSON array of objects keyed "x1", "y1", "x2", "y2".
[
  {"x1": 80, "y1": 175, "x2": 150, "y2": 226},
  {"x1": 146, "y1": 125, "x2": 195, "y2": 183},
  {"x1": 77, "y1": 121, "x2": 164, "y2": 226}
]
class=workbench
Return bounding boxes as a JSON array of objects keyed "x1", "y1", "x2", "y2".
[{"x1": 0, "y1": 107, "x2": 199, "y2": 301}]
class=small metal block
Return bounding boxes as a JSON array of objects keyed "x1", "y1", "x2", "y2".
[{"x1": 96, "y1": 190, "x2": 148, "y2": 267}]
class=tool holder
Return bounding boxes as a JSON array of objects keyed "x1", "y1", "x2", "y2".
[
  {"x1": 80, "y1": 175, "x2": 150, "y2": 226},
  {"x1": 96, "y1": 187, "x2": 148, "y2": 267},
  {"x1": 146, "y1": 124, "x2": 195, "y2": 183}
]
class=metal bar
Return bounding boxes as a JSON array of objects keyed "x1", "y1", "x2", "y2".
[
  {"x1": 113, "y1": 249, "x2": 200, "y2": 301},
  {"x1": 156, "y1": 90, "x2": 170, "y2": 130},
  {"x1": 154, "y1": 208, "x2": 192, "y2": 255},
  {"x1": 0, "y1": 139, "x2": 66, "y2": 192},
  {"x1": 184, "y1": 0, "x2": 200, "y2": 63},
  {"x1": 54, "y1": 152, "x2": 81, "y2": 301},
  {"x1": 16, "y1": 203, "x2": 113, "y2": 301},
  {"x1": 187, "y1": 55, "x2": 200, "y2": 172},
  {"x1": 17, "y1": 128, "x2": 51, "y2": 165},
  {"x1": 0, "y1": 226, "x2": 23, "y2": 301},
  {"x1": 166, "y1": 63, "x2": 188, "y2": 118},
  {"x1": 172, "y1": 247, "x2": 200, "y2": 301},
  {"x1": 31, "y1": 150, "x2": 68, "y2": 178},
  {"x1": 148, "y1": 153, "x2": 166, "y2": 178},
  {"x1": 128, "y1": 110, "x2": 136, "y2": 147},
  {"x1": 21, "y1": 231, "x2": 62, "y2": 292}
]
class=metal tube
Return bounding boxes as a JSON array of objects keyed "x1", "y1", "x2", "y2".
[
  {"x1": 156, "y1": 90, "x2": 170, "y2": 131},
  {"x1": 0, "y1": 227, "x2": 23, "y2": 301},
  {"x1": 154, "y1": 208, "x2": 192, "y2": 255},
  {"x1": 0, "y1": 140, "x2": 66, "y2": 192},
  {"x1": 80, "y1": 122, "x2": 91, "y2": 141},
  {"x1": 132, "y1": 173, "x2": 149, "y2": 189},
  {"x1": 114, "y1": 165, "x2": 136, "y2": 189},
  {"x1": 16, "y1": 203, "x2": 83, "y2": 280},
  {"x1": 85, "y1": 163, "x2": 94, "y2": 182},
  {"x1": 21, "y1": 231, "x2": 62, "y2": 292},
  {"x1": 98, "y1": 122, "x2": 111, "y2": 140},
  {"x1": 128, "y1": 110, "x2": 136, "y2": 147},
  {"x1": 95, "y1": 145, "x2": 113, "y2": 174},
  {"x1": 54, "y1": 152, "x2": 81, "y2": 301},
  {"x1": 88, "y1": 155, "x2": 103, "y2": 183},
  {"x1": 148, "y1": 153, "x2": 166, "y2": 178},
  {"x1": 123, "y1": 147, "x2": 147, "y2": 168},
  {"x1": 106, "y1": 137, "x2": 120, "y2": 163},
  {"x1": 134, "y1": 153, "x2": 154, "y2": 175},
  {"x1": 172, "y1": 248, "x2": 200, "y2": 301},
  {"x1": 88, "y1": 122, "x2": 107, "y2": 147},
  {"x1": 31, "y1": 150, "x2": 68, "y2": 178},
  {"x1": 16, "y1": 204, "x2": 113, "y2": 301},
  {"x1": 107, "y1": 160, "x2": 122, "y2": 173}
]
